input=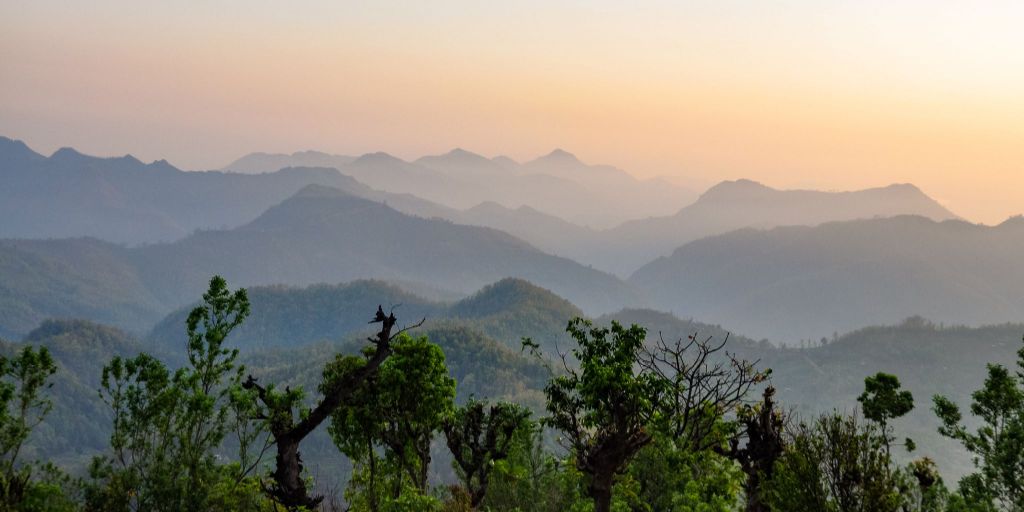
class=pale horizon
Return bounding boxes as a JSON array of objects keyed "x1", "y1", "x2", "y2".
[{"x1": 3, "y1": 0, "x2": 1022, "y2": 223}]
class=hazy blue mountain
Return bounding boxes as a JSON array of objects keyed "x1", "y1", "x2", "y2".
[
  {"x1": 598, "y1": 179, "x2": 960, "y2": 275},
  {"x1": 0, "y1": 185, "x2": 643, "y2": 337},
  {"x1": 226, "y1": 147, "x2": 696, "y2": 228},
  {"x1": 453, "y1": 201, "x2": 600, "y2": 257},
  {"x1": 415, "y1": 148, "x2": 509, "y2": 178},
  {"x1": 630, "y1": 215, "x2": 1024, "y2": 340},
  {"x1": 0, "y1": 238, "x2": 162, "y2": 339},
  {"x1": 441, "y1": 178, "x2": 962, "y2": 277},
  {"x1": 0, "y1": 137, "x2": 452, "y2": 245},
  {"x1": 221, "y1": 150, "x2": 355, "y2": 174},
  {"x1": 132, "y1": 184, "x2": 642, "y2": 315}
]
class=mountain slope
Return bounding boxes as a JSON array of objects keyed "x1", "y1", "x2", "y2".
[
  {"x1": 453, "y1": 201, "x2": 600, "y2": 257},
  {"x1": 0, "y1": 239, "x2": 163, "y2": 339},
  {"x1": 132, "y1": 185, "x2": 642, "y2": 315},
  {"x1": 598, "y1": 179, "x2": 960, "y2": 275},
  {"x1": 630, "y1": 215, "x2": 1024, "y2": 340}
]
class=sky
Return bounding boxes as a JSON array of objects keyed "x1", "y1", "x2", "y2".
[{"x1": 2, "y1": 0, "x2": 1023, "y2": 224}]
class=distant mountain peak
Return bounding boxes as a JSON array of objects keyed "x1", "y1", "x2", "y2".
[
  {"x1": 875, "y1": 182, "x2": 926, "y2": 196},
  {"x1": 50, "y1": 146, "x2": 87, "y2": 161},
  {"x1": 490, "y1": 155, "x2": 520, "y2": 171},
  {"x1": 540, "y1": 148, "x2": 581, "y2": 164},
  {"x1": 699, "y1": 179, "x2": 773, "y2": 199},
  {"x1": 353, "y1": 151, "x2": 406, "y2": 165},
  {"x1": 416, "y1": 148, "x2": 494, "y2": 167},
  {"x1": 0, "y1": 136, "x2": 44, "y2": 162},
  {"x1": 446, "y1": 147, "x2": 480, "y2": 158}
]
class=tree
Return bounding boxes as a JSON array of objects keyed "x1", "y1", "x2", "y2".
[
  {"x1": 764, "y1": 412, "x2": 904, "y2": 512},
  {"x1": 481, "y1": 422, "x2": 578, "y2": 512},
  {"x1": 727, "y1": 386, "x2": 787, "y2": 512},
  {"x1": 933, "y1": 335, "x2": 1024, "y2": 511},
  {"x1": 243, "y1": 307, "x2": 424, "y2": 509},
  {"x1": 328, "y1": 333, "x2": 456, "y2": 507},
  {"x1": 0, "y1": 346, "x2": 60, "y2": 508},
  {"x1": 636, "y1": 330, "x2": 769, "y2": 512},
  {"x1": 88, "y1": 275, "x2": 260, "y2": 511},
  {"x1": 858, "y1": 372, "x2": 915, "y2": 458},
  {"x1": 443, "y1": 399, "x2": 530, "y2": 509},
  {"x1": 542, "y1": 318, "x2": 664, "y2": 512},
  {"x1": 638, "y1": 331, "x2": 768, "y2": 453}
]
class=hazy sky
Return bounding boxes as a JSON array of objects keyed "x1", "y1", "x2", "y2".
[{"x1": 2, "y1": 1, "x2": 1022, "y2": 223}]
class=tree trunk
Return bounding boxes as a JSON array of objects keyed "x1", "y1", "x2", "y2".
[
  {"x1": 589, "y1": 471, "x2": 614, "y2": 512},
  {"x1": 268, "y1": 435, "x2": 321, "y2": 510}
]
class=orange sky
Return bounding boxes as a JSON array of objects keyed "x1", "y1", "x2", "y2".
[{"x1": 2, "y1": 1, "x2": 1022, "y2": 223}]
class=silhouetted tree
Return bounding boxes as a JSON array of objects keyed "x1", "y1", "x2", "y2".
[
  {"x1": 638, "y1": 330, "x2": 768, "y2": 452},
  {"x1": 727, "y1": 386, "x2": 787, "y2": 512}
]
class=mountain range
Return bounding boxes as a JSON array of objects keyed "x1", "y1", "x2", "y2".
[
  {"x1": 631, "y1": 215, "x2": 1024, "y2": 340},
  {"x1": 225, "y1": 147, "x2": 697, "y2": 228},
  {"x1": 6, "y1": 135, "x2": 1024, "y2": 343},
  {"x1": 0, "y1": 184, "x2": 641, "y2": 339}
]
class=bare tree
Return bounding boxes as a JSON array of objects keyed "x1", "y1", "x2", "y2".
[{"x1": 637, "y1": 331, "x2": 768, "y2": 452}]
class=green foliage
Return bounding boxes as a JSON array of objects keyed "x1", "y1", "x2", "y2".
[
  {"x1": 860, "y1": 372, "x2": 915, "y2": 427},
  {"x1": 932, "y1": 335, "x2": 1024, "y2": 511},
  {"x1": 859, "y1": 372, "x2": 915, "y2": 456},
  {"x1": 627, "y1": 436, "x2": 743, "y2": 512},
  {"x1": 480, "y1": 425, "x2": 581, "y2": 512},
  {"x1": 765, "y1": 412, "x2": 906, "y2": 512},
  {"x1": 0, "y1": 345, "x2": 76, "y2": 509},
  {"x1": 328, "y1": 333, "x2": 456, "y2": 503},
  {"x1": 87, "y1": 276, "x2": 268, "y2": 512},
  {"x1": 443, "y1": 398, "x2": 531, "y2": 507},
  {"x1": 543, "y1": 318, "x2": 664, "y2": 512}
]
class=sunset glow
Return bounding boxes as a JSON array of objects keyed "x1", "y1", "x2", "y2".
[{"x1": 3, "y1": 0, "x2": 1022, "y2": 223}]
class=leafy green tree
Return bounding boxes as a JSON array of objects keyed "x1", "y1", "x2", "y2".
[
  {"x1": 88, "y1": 276, "x2": 265, "y2": 511},
  {"x1": 443, "y1": 398, "x2": 531, "y2": 509},
  {"x1": 765, "y1": 412, "x2": 904, "y2": 512},
  {"x1": 542, "y1": 318, "x2": 664, "y2": 512},
  {"x1": 328, "y1": 333, "x2": 456, "y2": 506},
  {"x1": 0, "y1": 346, "x2": 65, "y2": 509},
  {"x1": 243, "y1": 306, "x2": 423, "y2": 509},
  {"x1": 628, "y1": 435, "x2": 743, "y2": 512},
  {"x1": 480, "y1": 423, "x2": 579, "y2": 512},
  {"x1": 933, "y1": 335, "x2": 1024, "y2": 511},
  {"x1": 858, "y1": 372, "x2": 915, "y2": 458}
]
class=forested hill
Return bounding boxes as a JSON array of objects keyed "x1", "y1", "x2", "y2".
[
  {"x1": 631, "y1": 215, "x2": 1024, "y2": 340},
  {"x1": 150, "y1": 277, "x2": 581, "y2": 355},
  {"x1": 10, "y1": 292, "x2": 1020, "y2": 484}
]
